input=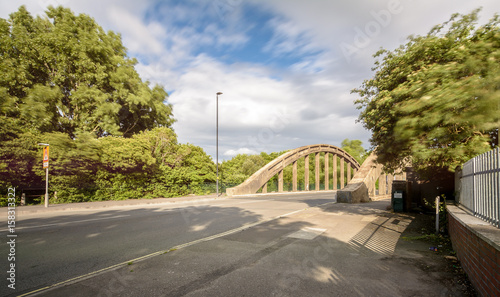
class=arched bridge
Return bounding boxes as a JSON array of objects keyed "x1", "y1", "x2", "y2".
[
  {"x1": 226, "y1": 144, "x2": 360, "y2": 196},
  {"x1": 226, "y1": 144, "x2": 406, "y2": 202}
]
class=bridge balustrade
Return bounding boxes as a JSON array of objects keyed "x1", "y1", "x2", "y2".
[
  {"x1": 226, "y1": 144, "x2": 361, "y2": 196},
  {"x1": 226, "y1": 144, "x2": 405, "y2": 203}
]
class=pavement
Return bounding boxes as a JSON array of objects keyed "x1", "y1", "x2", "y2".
[
  {"x1": 16, "y1": 194, "x2": 473, "y2": 297},
  {"x1": 15, "y1": 194, "x2": 226, "y2": 215}
]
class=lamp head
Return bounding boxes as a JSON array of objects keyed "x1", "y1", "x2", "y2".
[{"x1": 216, "y1": 92, "x2": 223, "y2": 95}]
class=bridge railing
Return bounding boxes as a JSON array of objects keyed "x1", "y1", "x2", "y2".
[
  {"x1": 226, "y1": 144, "x2": 360, "y2": 196},
  {"x1": 226, "y1": 144, "x2": 406, "y2": 201},
  {"x1": 336, "y1": 150, "x2": 407, "y2": 203}
]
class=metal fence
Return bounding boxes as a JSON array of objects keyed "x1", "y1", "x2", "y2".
[{"x1": 460, "y1": 148, "x2": 500, "y2": 228}]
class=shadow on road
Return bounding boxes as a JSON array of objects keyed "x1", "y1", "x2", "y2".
[
  {"x1": 5, "y1": 205, "x2": 264, "y2": 297},
  {"x1": 7, "y1": 197, "x2": 476, "y2": 297}
]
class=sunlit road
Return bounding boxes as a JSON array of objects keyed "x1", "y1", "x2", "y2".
[{"x1": 1, "y1": 192, "x2": 337, "y2": 296}]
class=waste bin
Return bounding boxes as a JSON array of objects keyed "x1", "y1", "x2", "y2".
[
  {"x1": 392, "y1": 180, "x2": 407, "y2": 212},
  {"x1": 392, "y1": 190, "x2": 404, "y2": 212}
]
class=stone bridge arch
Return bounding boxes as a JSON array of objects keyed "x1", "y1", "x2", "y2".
[
  {"x1": 226, "y1": 144, "x2": 360, "y2": 196},
  {"x1": 337, "y1": 151, "x2": 406, "y2": 203}
]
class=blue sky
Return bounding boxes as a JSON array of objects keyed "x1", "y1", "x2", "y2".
[{"x1": 2, "y1": 0, "x2": 500, "y2": 161}]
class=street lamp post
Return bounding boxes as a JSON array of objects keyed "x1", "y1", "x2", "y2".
[
  {"x1": 38, "y1": 143, "x2": 50, "y2": 208},
  {"x1": 216, "y1": 92, "x2": 223, "y2": 197}
]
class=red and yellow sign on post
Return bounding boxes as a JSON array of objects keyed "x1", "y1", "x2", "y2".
[{"x1": 43, "y1": 146, "x2": 49, "y2": 168}]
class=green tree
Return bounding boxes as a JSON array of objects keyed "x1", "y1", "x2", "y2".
[
  {"x1": 341, "y1": 139, "x2": 368, "y2": 164},
  {"x1": 221, "y1": 154, "x2": 266, "y2": 185},
  {"x1": 163, "y1": 143, "x2": 217, "y2": 195},
  {"x1": 0, "y1": 6, "x2": 174, "y2": 139},
  {"x1": 221, "y1": 151, "x2": 288, "y2": 190},
  {"x1": 0, "y1": 119, "x2": 41, "y2": 190},
  {"x1": 0, "y1": 6, "x2": 224, "y2": 204},
  {"x1": 353, "y1": 9, "x2": 499, "y2": 174}
]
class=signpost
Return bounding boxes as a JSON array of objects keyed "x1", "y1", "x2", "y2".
[
  {"x1": 43, "y1": 146, "x2": 49, "y2": 169},
  {"x1": 38, "y1": 144, "x2": 50, "y2": 208}
]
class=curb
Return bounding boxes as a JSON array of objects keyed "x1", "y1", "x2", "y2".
[{"x1": 14, "y1": 195, "x2": 227, "y2": 215}]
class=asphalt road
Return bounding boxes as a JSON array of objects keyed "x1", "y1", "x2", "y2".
[{"x1": 1, "y1": 192, "x2": 338, "y2": 296}]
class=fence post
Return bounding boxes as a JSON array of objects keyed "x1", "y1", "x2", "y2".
[
  {"x1": 455, "y1": 166, "x2": 461, "y2": 204},
  {"x1": 487, "y1": 150, "x2": 492, "y2": 224},
  {"x1": 472, "y1": 157, "x2": 477, "y2": 216},
  {"x1": 435, "y1": 195, "x2": 440, "y2": 234},
  {"x1": 495, "y1": 148, "x2": 500, "y2": 227}
]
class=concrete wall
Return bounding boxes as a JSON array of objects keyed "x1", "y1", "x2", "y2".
[
  {"x1": 447, "y1": 204, "x2": 500, "y2": 297},
  {"x1": 337, "y1": 152, "x2": 383, "y2": 203}
]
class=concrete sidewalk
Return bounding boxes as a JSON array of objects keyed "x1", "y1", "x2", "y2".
[{"x1": 24, "y1": 198, "x2": 473, "y2": 297}]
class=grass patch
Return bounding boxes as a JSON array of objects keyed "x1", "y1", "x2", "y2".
[{"x1": 402, "y1": 233, "x2": 442, "y2": 242}]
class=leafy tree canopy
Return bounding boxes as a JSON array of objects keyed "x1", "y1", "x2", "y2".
[
  {"x1": 220, "y1": 151, "x2": 287, "y2": 185},
  {"x1": 0, "y1": 6, "x2": 220, "y2": 204},
  {"x1": 0, "y1": 5, "x2": 174, "y2": 138},
  {"x1": 0, "y1": 126, "x2": 216, "y2": 203},
  {"x1": 353, "y1": 9, "x2": 500, "y2": 174},
  {"x1": 341, "y1": 138, "x2": 368, "y2": 164}
]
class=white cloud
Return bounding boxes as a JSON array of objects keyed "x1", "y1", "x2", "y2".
[
  {"x1": 263, "y1": 17, "x2": 319, "y2": 57},
  {"x1": 108, "y1": 6, "x2": 165, "y2": 55},
  {"x1": 224, "y1": 148, "x2": 259, "y2": 157},
  {"x1": 203, "y1": 24, "x2": 249, "y2": 49},
  {"x1": 163, "y1": 50, "x2": 370, "y2": 160},
  {"x1": 2, "y1": 0, "x2": 500, "y2": 162}
]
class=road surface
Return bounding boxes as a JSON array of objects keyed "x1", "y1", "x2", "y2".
[{"x1": 2, "y1": 192, "x2": 337, "y2": 296}]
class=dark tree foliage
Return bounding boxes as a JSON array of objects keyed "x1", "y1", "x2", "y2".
[
  {"x1": 341, "y1": 138, "x2": 368, "y2": 164},
  {"x1": 0, "y1": 6, "x2": 174, "y2": 138},
  {"x1": 354, "y1": 9, "x2": 499, "y2": 173},
  {"x1": 0, "y1": 7, "x2": 219, "y2": 204}
]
